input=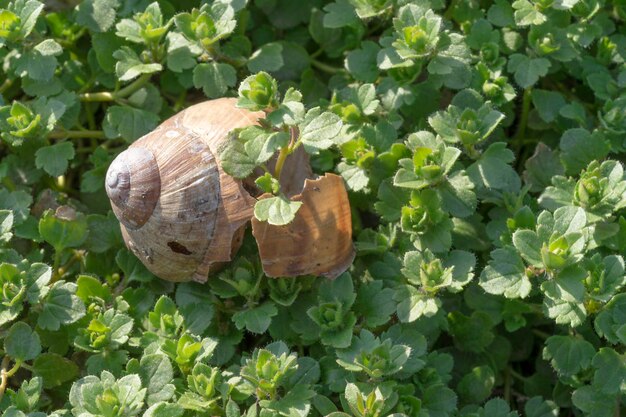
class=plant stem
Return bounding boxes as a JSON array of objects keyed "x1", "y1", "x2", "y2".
[
  {"x1": 0, "y1": 357, "x2": 20, "y2": 402},
  {"x1": 532, "y1": 328, "x2": 550, "y2": 340},
  {"x1": 273, "y1": 127, "x2": 298, "y2": 179},
  {"x1": 79, "y1": 91, "x2": 115, "y2": 102},
  {"x1": 509, "y1": 368, "x2": 527, "y2": 382},
  {"x1": 52, "y1": 250, "x2": 63, "y2": 283},
  {"x1": 0, "y1": 357, "x2": 9, "y2": 402},
  {"x1": 504, "y1": 367, "x2": 511, "y2": 404},
  {"x1": 0, "y1": 78, "x2": 13, "y2": 95},
  {"x1": 79, "y1": 73, "x2": 152, "y2": 102},
  {"x1": 273, "y1": 146, "x2": 290, "y2": 180},
  {"x1": 48, "y1": 130, "x2": 106, "y2": 140},
  {"x1": 513, "y1": 88, "x2": 532, "y2": 150},
  {"x1": 116, "y1": 73, "x2": 152, "y2": 98},
  {"x1": 311, "y1": 59, "x2": 342, "y2": 74}
]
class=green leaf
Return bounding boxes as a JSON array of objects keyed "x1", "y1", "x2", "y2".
[
  {"x1": 116, "y1": 248, "x2": 156, "y2": 283},
  {"x1": 139, "y1": 354, "x2": 175, "y2": 405},
  {"x1": 143, "y1": 402, "x2": 184, "y2": 417},
  {"x1": 0, "y1": 210, "x2": 14, "y2": 243},
  {"x1": 394, "y1": 285, "x2": 440, "y2": 323},
  {"x1": 35, "y1": 142, "x2": 75, "y2": 177},
  {"x1": 232, "y1": 302, "x2": 278, "y2": 334},
  {"x1": 559, "y1": 128, "x2": 609, "y2": 175},
  {"x1": 345, "y1": 41, "x2": 380, "y2": 83},
  {"x1": 448, "y1": 311, "x2": 495, "y2": 353},
  {"x1": 467, "y1": 142, "x2": 521, "y2": 195},
  {"x1": 75, "y1": 0, "x2": 119, "y2": 32},
  {"x1": 480, "y1": 246, "x2": 531, "y2": 298},
  {"x1": 300, "y1": 108, "x2": 343, "y2": 151},
  {"x1": 594, "y1": 293, "x2": 626, "y2": 344},
  {"x1": 38, "y1": 281, "x2": 86, "y2": 331},
  {"x1": 353, "y1": 281, "x2": 396, "y2": 327},
  {"x1": 113, "y1": 47, "x2": 162, "y2": 82},
  {"x1": 571, "y1": 385, "x2": 616, "y2": 417},
  {"x1": 33, "y1": 352, "x2": 80, "y2": 388},
  {"x1": 4, "y1": 322, "x2": 41, "y2": 362},
  {"x1": 507, "y1": 54, "x2": 550, "y2": 88},
  {"x1": 102, "y1": 105, "x2": 160, "y2": 142},
  {"x1": 438, "y1": 171, "x2": 476, "y2": 218},
  {"x1": 38, "y1": 208, "x2": 88, "y2": 253},
  {"x1": 220, "y1": 127, "x2": 289, "y2": 179},
  {"x1": 193, "y1": 62, "x2": 237, "y2": 98},
  {"x1": 457, "y1": 366, "x2": 495, "y2": 404},
  {"x1": 591, "y1": 348, "x2": 626, "y2": 395},
  {"x1": 420, "y1": 384, "x2": 457, "y2": 417},
  {"x1": 254, "y1": 196, "x2": 302, "y2": 226},
  {"x1": 542, "y1": 335, "x2": 595, "y2": 377},
  {"x1": 523, "y1": 143, "x2": 565, "y2": 193},
  {"x1": 524, "y1": 396, "x2": 559, "y2": 417},
  {"x1": 512, "y1": 0, "x2": 546, "y2": 26},
  {"x1": 532, "y1": 89, "x2": 566, "y2": 123},
  {"x1": 165, "y1": 32, "x2": 201, "y2": 73},
  {"x1": 323, "y1": 0, "x2": 359, "y2": 28},
  {"x1": 247, "y1": 42, "x2": 284, "y2": 73},
  {"x1": 512, "y1": 229, "x2": 543, "y2": 267}
]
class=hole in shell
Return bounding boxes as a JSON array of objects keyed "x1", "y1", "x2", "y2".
[{"x1": 167, "y1": 241, "x2": 192, "y2": 255}]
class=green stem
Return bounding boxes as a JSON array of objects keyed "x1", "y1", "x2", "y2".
[
  {"x1": 513, "y1": 88, "x2": 532, "y2": 150},
  {"x1": 116, "y1": 73, "x2": 152, "y2": 98},
  {"x1": 532, "y1": 329, "x2": 550, "y2": 340},
  {"x1": 0, "y1": 78, "x2": 13, "y2": 95},
  {"x1": 504, "y1": 367, "x2": 511, "y2": 404},
  {"x1": 79, "y1": 74, "x2": 152, "y2": 102},
  {"x1": 51, "y1": 250, "x2": 63, "y2": 283},
  {"x1": 273, "y1": 127, "x2": 298, "y2": 179},
  {"x1": 79, "y1": 91, "x2": 115, "y2": 102},
  {"x1": 273, "y1": 146, "x2": 290, "y2": 180},
  {"x1": 48, "y1": 130, "x2": 106, "y2": 140},
  {"x1": 509, "y1": 368, "x2": 527, "y2": 382},
  {"x1": 0, "y1": 357, "x2": 21, "y2": 402},
  {"x1": 311, "y1": 59, "x2": 342, "y2": 74}
]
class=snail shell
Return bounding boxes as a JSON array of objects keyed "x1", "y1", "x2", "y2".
[{"x1": 106, "y1": 98, "x2": 262, "y2": 282}]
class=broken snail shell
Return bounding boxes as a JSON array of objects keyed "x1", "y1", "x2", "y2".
[{"x1": 105, "y1": 98, "x2": 355, "y2": 283}]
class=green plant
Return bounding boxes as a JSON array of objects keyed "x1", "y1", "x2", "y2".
[{"x1": 0, "y1": 1, "x2": 625, "y2": 417}]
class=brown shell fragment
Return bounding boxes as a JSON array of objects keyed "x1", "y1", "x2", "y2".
[{"x1": 251, "y1": 173, "x2": 355, "y2": 279}]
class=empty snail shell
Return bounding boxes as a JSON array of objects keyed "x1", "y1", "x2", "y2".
[
  {"x1": 105, "y1": 98, "x2": 355, "y2": 283},
  {"x1": 105, "y1": 98, "x2": 260, "y2": 282}
]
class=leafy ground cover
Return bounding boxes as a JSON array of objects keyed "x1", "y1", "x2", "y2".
[{"x1": 0, "y1": 0, "x2": 626, "y2": 416}]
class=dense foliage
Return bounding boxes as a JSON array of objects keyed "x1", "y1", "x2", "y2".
[{"x1": 0, "y1": 0, "x2": 625, "y2": 416}]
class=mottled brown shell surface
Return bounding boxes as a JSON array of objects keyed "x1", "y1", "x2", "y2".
[
  {"x1": 252, "y1": 173, "x2": 355, "y2": 279},
  {"x1": 106, "y1": 98, "x2": 262, "y2": 282}
]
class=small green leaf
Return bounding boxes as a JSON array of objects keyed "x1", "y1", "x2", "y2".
[
  {"x1": 193, "y1": 62, "x2": 237, "y2": 98},
  {"x1": 507, "y1": 54, "x2": 550, "y2": 88},
  {"x1": 38, "y1": 207, "x2": 88, "y2": 253},
  {"x1": 33, "y1": 353, "x2": 79, "y2": 388},
  {"x1": 38, "y1": 281, "x2": 86, "y2": 331},
  {"x1": 542, "y1": 335, "x2": 595, "y2": 377},
  {"x1": 5, "y1": 322, "x2": 41, "y2": 362},
  {"x1": 75, "y1": 0, "x2": 119, "y2": 32},
  {"x1": 300, "y1": 108, "x2": 343, "y2": 151},
  {"x1": 113, "y1": 47, "x2": 162, "y2": 82},
  {"x1": 35, "y1": 142, "x2": 75, "y2": 177},
  {"x1": 254, "y1": 196, "x2": 302, "y2": 226},
  {"x1": 233, "y1": 302, "x2": 278, "y2": 334},
  {"x1": 102, "y1": 105, "x2": 160, "y2": 142}
]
